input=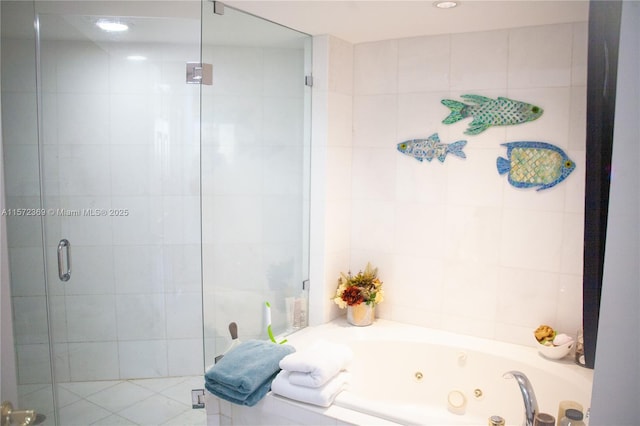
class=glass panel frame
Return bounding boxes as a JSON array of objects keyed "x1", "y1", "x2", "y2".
[
  {"x1": 1, "y1": 0, "x2": 56, "y2": 420},
  {"x1": 200, "y1": 3, "x2": 312, "y2": 367}
]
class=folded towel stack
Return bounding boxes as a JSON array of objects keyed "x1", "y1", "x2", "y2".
[
  {"x1": 204, "y1": 340, "x2": 295, "y2": 407},
  {"x1": 271, "y1": 340, "x2": 353, "y2": 407}
]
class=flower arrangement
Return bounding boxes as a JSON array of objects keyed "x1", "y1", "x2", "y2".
[{"x1": 333, "y1": 262, "x2": 384, "y2": 309}]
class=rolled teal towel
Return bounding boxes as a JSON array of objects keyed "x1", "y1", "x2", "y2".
[
  {"x1": 205, "y1": 339, "x2": 295, "y2": 406},
  {"x1": 205, "y1": 371, "x2": 279, "y2": 407}
]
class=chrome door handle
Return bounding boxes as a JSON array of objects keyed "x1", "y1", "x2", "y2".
[{"x1": 57, "y1": 239, "x2": 71, "y2": 282}]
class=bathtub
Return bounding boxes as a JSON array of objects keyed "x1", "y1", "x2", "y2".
[{"x1": 273, "y1": 318, "x2": 594, "y2": 426}]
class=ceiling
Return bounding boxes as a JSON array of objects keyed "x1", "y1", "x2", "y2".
[
  {"x1": 224, "y1": 0, "x2": 590, "y2": 44},
  {"x1": 2, "y1": 1, "x2": 589, "y2": 45}
]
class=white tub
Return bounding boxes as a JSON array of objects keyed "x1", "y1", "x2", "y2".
[{"x1": 276, "y1": 318, "x2": 593, "y2": 426}]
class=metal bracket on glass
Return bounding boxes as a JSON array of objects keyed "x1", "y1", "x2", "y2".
[
  {"x1": 305, "y1": 75, "x2": 313, "y2": 87},
  {"x1": 186, "y1": 63, "x2": 213, "y2": 85},
  {"x1": 57, "y1": 239, "x2": 71, "y2": 282},
  {"x1": 213, "y1": 1, "x2": 225, "y2": 15}
]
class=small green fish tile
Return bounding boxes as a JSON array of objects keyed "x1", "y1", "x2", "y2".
[{"x1": 397, "y1": 133, "x2": 467, "y2": 163}]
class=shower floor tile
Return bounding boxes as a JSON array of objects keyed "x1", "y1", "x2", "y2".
[
  {"x1": 58, "y1": 399, "x2": 112, "y2": 425},
  {"x1": 86, "y1": 382, "x2": 155, "y2": 413},
  {"x1": 92, "y1": 414, "x2": 138, "y2": 425},
  {"x1": 117, "y1": 394, "x2": 190, "y2": 425},
  {"x1": 19, "y1": 375, "x2": 206, "y2": 426}
]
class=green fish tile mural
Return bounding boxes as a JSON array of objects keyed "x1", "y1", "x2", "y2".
[
  {"x1": 397, "y1": 133, "x2": 466, "y2": 163},
  {"x1": 441, "y1": 95, "x2": 543, "y2": 135},
  {"x1": 497, "y1": 141, "x2": 575, "y2": 191}
]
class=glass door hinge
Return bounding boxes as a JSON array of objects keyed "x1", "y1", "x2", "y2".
[
  {"x1": 191, "y1": 389, "x2": 205, "y2": 409},
  {"x1": 186, "y1": 63, "x2": 213, "y2": 85},
  {"x1": 305, "y1": 75, "x2": 313, "y2": 87}
]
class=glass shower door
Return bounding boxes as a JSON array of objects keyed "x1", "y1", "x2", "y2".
[
  {"x1": 200, "y1": 4, "x2": 312, "y2": 366},
  {"x1": 32, "y1": 3, "x2": 203, "y2": 424},
  {"x1": 3, "y1": 1, "x2": 311, "y2": 423}
]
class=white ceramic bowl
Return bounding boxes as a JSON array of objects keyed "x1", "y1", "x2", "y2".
[{"x1": 535, "y1": 337, "x2": 574, "y2": 360}]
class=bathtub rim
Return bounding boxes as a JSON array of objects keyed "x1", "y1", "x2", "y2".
[{"x1": 283, "y1": 317, "x2": 594, "y2": 385}]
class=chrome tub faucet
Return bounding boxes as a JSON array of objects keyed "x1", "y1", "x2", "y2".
[{"x1": 504, "y1": 370, "x2": 539, "y2": 426}]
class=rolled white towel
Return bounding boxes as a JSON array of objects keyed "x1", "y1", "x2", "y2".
[
  {"x1": 279, "y1": 340, "x2": 353, "y2": 388},
  {"x1": 271, "y1": 370, "x2": 349, "y2": 407}
]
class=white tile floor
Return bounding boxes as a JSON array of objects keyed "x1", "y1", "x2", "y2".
[{"x1": 19, "y1": 376, "x2": 207, "y2": 426}]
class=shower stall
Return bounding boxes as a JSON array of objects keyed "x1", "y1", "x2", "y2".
[{"x1": 1, "y1": 1, "x2": 311, "y2": 424}]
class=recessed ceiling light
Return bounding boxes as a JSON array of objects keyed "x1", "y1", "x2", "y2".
[
  {"x1": 96, "y1": 19, "x2": 128, "y2": 32},
  {"x1": 434, "y1": 1, "x2": 459, "y2": 9},
  {"x1": 127, "y1": 55, "x2": 147, "y2": 61}
]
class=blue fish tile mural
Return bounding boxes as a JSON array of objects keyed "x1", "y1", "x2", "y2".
[
  {"x1": 497, "y1": 141, "x2": 575, "y2": 191},
  {"x1": 442, "y1": 95, "x2": 543, "y2": 135},
  {"x1": 397, "y1": 133, "x2": 467, "y2": 163}
]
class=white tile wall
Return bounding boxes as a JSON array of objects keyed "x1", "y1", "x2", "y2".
[
  {"x1": 353, "y1": 40, "x2": 398, "y2": 95},
  {"x1": 118, "y1": 340, "x2": 169, "y2": 378},
  {"x1": 56, "y1": 94, "x2": 110, "y2": 145},
  {"x1": 1, "y1": 93, "x2": 38, "y2": 147},
  {"x1": 314, "y1": 23, "x2": 587, "y2": 346},
  {"x1": 508, "y1": 25, "x2": 573, "y2": 88},
  {"x1": 116, "y1": 294, "x2": 167, "y2": 341},
  {"x1": 3, "y1": 145, "x2": 40, "y2": 196},
  {"x1": 167, "y1": 338, "x2": 204, "y2": 376},
  {"x1": 2, "y1": 39, "x2": 37, "y2": 92},
  {"x1": 398, "y1": 35, "x2": 451, "y2": 94},
  {"x1": 66, "y1": 295, "x2": 118, "y2": 342},
  {"x1": 309, "y1": 36, "x2": 356, "y2": 325},
  {"x1": 450, "y1": 30, "x2": 509, "y2": 90},
  {"x1": 8, "y1": 247, "x2": 47, "y2": 296},
  {"x1": 12, "y1": 296, "x2": 49, "y2": 345},
  {"x1": 68, "y1": 342, "x2": 119, "y2": 382}
]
